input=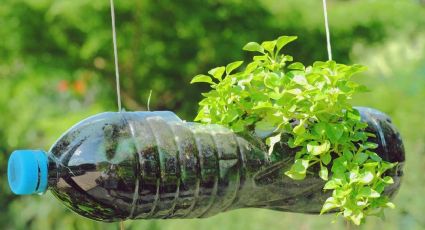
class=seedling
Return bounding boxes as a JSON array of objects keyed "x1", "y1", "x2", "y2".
[{"x1": 191, "y1": 36, "x2": 396, "y2": 225}]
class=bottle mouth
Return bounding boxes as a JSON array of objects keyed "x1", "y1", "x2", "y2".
[{"x1": 8, "y1": 150, "x2": 48, "y2": 195}]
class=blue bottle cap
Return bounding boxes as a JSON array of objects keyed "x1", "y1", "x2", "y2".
[{"x1": 8, "y1": 150, "x2": 49, "y2": 195}]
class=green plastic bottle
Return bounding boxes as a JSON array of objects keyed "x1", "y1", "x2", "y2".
[{"x1": 7, "y1": 108, "x2": 405, "y2": 222}]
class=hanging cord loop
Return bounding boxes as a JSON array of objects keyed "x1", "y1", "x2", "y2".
[
  {"x1": 110, "y1": 0, "x2": 122, "y2": 111},
  {"x1": 322, "y1": 0, "x2": 333, "y2": 61}
]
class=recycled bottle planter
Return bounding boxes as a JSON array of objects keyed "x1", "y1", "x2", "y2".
[{"x1": 7, "y1": 107, "x2": 405, "y2": 222}]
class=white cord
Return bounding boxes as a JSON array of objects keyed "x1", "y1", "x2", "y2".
[
  {"x1": 110, "y1": 0, "x2": 122, "y2": 111},
  {"x1": 322, "y1": 0, "x2": 333, "y2": 61}
]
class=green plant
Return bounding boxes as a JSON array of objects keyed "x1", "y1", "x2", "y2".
[{"x1": 191, "y1": 36, "x2": 396, "y2": 225}]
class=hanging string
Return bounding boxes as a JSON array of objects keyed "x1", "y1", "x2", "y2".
[
  {"x1": 110, "y1": 0, "x2": 122, "y2": 112},
  {"x1": 110, "y1": 0, "x2": 125, "y2": 227},
  {"x1": 322, "y1": 0, "x2": 333, "y2": 61}
]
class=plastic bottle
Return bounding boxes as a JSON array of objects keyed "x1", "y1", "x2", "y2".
[{"x1": 7, "y1": 108, "x2": 405, "y2": 222}]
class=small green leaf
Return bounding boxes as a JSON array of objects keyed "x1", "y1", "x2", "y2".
[
  {"x1": 359, "y1": 171, "x2": 374, "y2": 184},
  {"x1": 321, "y1": 152, "x2": 332, "y2": 165},
  {"x1": 266, "y1": 133, "x2": 281, "y2": 155},
  {"x1": 276, "y1": 35, "x2": 297, "y2": 51},
  {"x1": 307, "y1": 141, "x2": 330, "y2": 155},
  {"x1": 343, "y1": 209, "x2": 353, "y2": 217},
  {"x1": 292, "y1": 73, "x2": 308, "y2": 85},
  {"x1": 285, "y1": 159, "x2": 309, "y2": 180},
  {"x1": 245, "y1": 62, "x2": 258, "y2": 74},
  {"x1": 287, "y1": 88, "x2": 302, "y2": 95},
  {"x1": 254, "y1": 56, "x2": 268, "y2": 62},
  {"x1": 381, "y1": 162, "x2": 397, "y2": 172},
  {"x1": 323, "y1": 180, "x2": 339, "y2": 190},
  {"x1": 190, "y1": 74, "x2": 215, "y2": 84},
  {"x1": 326, "y1": 124, "x2": 344, "y2": 142},
  {"x1": 363, "y1": 162, "x2": 379, "y2": 168},
  {"x1": 243, "y1": 42, "x2": 264, "y2": 53},
  {"x1": 231, "y1": 119, "x2": 245, "y2": 133},
  {"x1": 261, "y1": 40, "x2": 277, "y2": 54},
  {"x1": 364, "y1": 142, "x2": 378, "y2": 149},
  {"x1": 208, "y1": 66, "x2": 226, "y2": 81},
  {"x1": 331, "y1": 157, "x2": 347, "y2": 174},
  {"x1": 285, "y1": 55, "x2": 294, "y2": 62},
  {"x1": 368, "y1": 151, "x2": 382, "y2": 162},
  {"x1": 354, "y1": 152, "x2": 368, "y2": 164},
  {"x1": 285, "y1": 170, "x2": 306, "y2": 180},
  {"x1": 268, "y1": 91, "x2": 282, "y2": 100},
  {"x1": 226, "y1": 61, "x2": 244, "y2": 75},
  {"x1": 293, "y1": 121, "x2": 306, "y2": 135},
  {"x1": 350, "y1": 212, "x2": 364, "y2": 226},
  {"x1": 252, "y1": 101, "x2": 274, "y2": 110},
  {"x1": 347, "y1": 109, "x2": 361, "y2": 121},
  {"x1": 264, "y1": 73, "x2": 281, "y2": 88},
  {"x1": 386, "y1": 202, "x2": 396, "y2": 209},
  {"x1": 288, "y1": 62, "x2": 305, "y2": 70},
  {"x1": 321, "y1": 197, "x2": 338, "y2": 214},
  {"x1": 293, "y1": 159, "x2": 309, "y2": 172},
  {"x1": 358, "y1": 187, "x2": 380, "y2": 198},
  {"x1": 319, "y1": 164, "x2": 329, "y2": 180},
  {"x1": 342, "y1": 150, "x2": 354, "y2": 161},
  {"x1": 313, "y1": 123, "x2": 327, "y2": 136},
  {"x1": 382, "y1": 176, "x2": 394, "y2": 184},
  {"x1": 293, "y1": 135, "x2": 306, "y2": 146}
]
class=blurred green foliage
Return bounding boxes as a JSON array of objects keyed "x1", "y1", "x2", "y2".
[{"x1": 0, "y1": 0, "x2": 424, "y2": 229}]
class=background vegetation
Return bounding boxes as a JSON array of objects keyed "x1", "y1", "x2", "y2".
[{"x1": 0, "y1": 0, "x2": 424, "y2": 229}]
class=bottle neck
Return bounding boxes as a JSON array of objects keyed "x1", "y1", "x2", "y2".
[{"x1": 46, "y1": 155, "x2": 59, "y2": 191}]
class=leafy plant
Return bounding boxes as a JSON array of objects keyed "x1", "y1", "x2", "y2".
[{"x1": 191, "y1": 36, "x2": 396, "y2": 225}]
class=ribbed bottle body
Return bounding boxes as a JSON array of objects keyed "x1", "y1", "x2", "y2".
[{"x1": 47, "y1": 112, "x2": 269, "y2": 221}]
